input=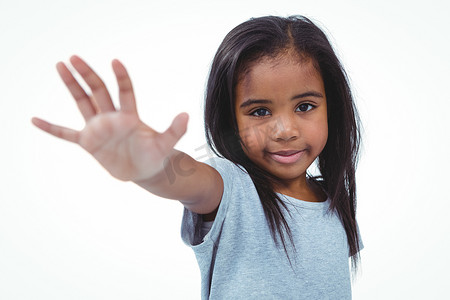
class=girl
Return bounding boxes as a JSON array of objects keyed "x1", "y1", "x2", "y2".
[{"x1": 33, "y1": 15, "x2": 362, "y2": 299}]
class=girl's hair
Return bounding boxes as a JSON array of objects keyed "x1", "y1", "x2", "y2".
[{"x1": 204, "y1": 15, "x2": 361, "y2": 269}]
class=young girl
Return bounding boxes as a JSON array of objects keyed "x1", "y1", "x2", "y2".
[{"x1": 33, "y1": 15, "x2": 362, "y2": 299}]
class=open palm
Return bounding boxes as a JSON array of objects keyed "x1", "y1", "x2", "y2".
[{"x1": 32, "y1": 55, "x2": 188, "y2": 182}]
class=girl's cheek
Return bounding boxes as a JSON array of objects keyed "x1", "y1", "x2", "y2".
[
  {"x1": 312, "y1": 122, "x2": 329, "y2": 150},
  {"x1": 239, "y1": 124, "x2": 268, "y2": 151},
  {"x1": 239, "y1": 130, "x2": 258, "y2": 151}
]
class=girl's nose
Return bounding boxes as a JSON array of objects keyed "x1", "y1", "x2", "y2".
[{"x1": 271, "y1": 115, "x2": 300, "y2": 142}]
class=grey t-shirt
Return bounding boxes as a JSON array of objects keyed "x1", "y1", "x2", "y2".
[{"x1": 182, "y1": 157, "x2": 355, "y2": 299}]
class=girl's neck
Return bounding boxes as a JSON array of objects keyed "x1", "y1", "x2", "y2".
[{"x1": 274, "y1": 176, "x2": 327, "y2": 203}]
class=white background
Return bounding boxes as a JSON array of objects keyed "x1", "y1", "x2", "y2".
[{"x1": 1, "y1": 0, "x2": 449, "y2": 299}]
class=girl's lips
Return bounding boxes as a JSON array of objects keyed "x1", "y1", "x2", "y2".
[{"x1": 268, "y1": 150, "x2": 305, "y2": 164}]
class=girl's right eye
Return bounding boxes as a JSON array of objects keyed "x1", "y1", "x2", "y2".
[{"x1": 250, "y1": 108, "x2": 270, "y2": 117}]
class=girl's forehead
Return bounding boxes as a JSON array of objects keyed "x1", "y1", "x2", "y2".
[
  {"x1": 234, "y1": 54, "x2": 325, "y2": 106},
  {"x1": 237, "y1": 50, "x2": 309, "y2": 80},
  {"x1": 239, "y1": 54, "x2": 320, "y2": 87}
]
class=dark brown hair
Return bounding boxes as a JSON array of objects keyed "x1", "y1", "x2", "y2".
[{"x1": 204, "y1": 15, "x2": 361, "y2": 269}]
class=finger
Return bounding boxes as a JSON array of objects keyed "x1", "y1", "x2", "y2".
[
  {"x1": 69, "y1": 55, "x2": 116, "y2": 113},
  {"x1": 56, "y1": 62, "x2": 96, "y2": 121},
  {"x1": 31, "y1": 117, "x2": 80, "y2": 144},
  {"x1": 160, "y1": 113, "x2": 189, "y2": 149},
  {"x1": 112, "y1": 59, "x2": 138, "y2": 114}
]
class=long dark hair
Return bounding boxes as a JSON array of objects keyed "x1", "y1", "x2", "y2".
[{"x1": 204, "y1": 15, "x2": 361, "y2": 269}]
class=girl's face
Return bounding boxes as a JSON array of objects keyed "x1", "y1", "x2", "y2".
[{"x1": 235, "y1": 53, "x2": 328, "y2": 186}]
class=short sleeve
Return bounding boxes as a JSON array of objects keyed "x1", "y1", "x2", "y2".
[{"x1": 181, "y1": 157, "x2": 241, "y2": 249}]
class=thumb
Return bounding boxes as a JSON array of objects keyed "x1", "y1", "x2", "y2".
[{"x1": 161, "y1": 112, "x2": 189, "y2": 148}]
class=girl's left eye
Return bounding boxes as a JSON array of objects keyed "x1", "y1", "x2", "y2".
[
  {"x1": 296, "y1": 103, "x2": 315, "y2": 112},
  {"x1": 250, "y1": 108, "x2": 270, "y2": 117}
]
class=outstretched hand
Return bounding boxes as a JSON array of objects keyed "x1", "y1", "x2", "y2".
[{"x1": 32, "y1": 55, "x2": 189, "y2": 182}]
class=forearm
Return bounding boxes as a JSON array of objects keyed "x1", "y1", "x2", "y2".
[{"x1": 134, "y1": 150, "x2": 223, "y2": 214}]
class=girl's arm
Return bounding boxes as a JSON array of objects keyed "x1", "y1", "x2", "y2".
[
  {"x1": 32, "y1": 55, "x2": 223, "y2": 215},
  {"x1": 134, "y1": 149, "x2": 223, "y2": 214}
]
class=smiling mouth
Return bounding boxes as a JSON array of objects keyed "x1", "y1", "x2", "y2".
[{"x1": 267, "y1": 150, "x2": 305, "y2": 164}]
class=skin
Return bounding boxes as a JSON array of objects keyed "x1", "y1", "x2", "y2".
[
  {"x1": 235, "y1": 53, "x2": 328, "y2": 202},
  {"x1": 32, "y1": 55, "x2": 223, "y2": 215},
  {"x1": 32, "y1": 53, "x2": 327, "y2": 223}
]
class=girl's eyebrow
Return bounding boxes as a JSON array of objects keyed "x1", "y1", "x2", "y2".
[
  {"x1": 292, "y1": 91, "x2": 324, "y2": 100},
  {"x1": 239, "y1": 99, "x2": 271, "y2": 109},
  {"x1": 239, "y1": 91, "x2": 324, "y2": 108}
]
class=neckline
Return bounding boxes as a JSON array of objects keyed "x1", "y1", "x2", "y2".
[{"x1": 277, "y1": 193, "x2": 330, "y2": 210}]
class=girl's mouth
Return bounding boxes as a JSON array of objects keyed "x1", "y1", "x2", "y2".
[{"x1": 267, "y1": 150, "x2": 305, "y2": 164}]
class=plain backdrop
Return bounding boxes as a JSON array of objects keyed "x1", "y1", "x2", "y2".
[{"x1": 1, "y1": 0, "x2": 449, "y2": 299}]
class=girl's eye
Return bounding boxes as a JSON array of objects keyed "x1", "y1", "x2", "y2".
[
  {"x1": 250, "y1": 108, "x2": 270, "y2": 117},
  {"x1": 296, "y1": 103, "x2": 315, "y2": 112}
]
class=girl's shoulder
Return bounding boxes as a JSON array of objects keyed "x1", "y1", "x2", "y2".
[{"x1": 205, "y1": 156, "x2": 248, "y2": 179}]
